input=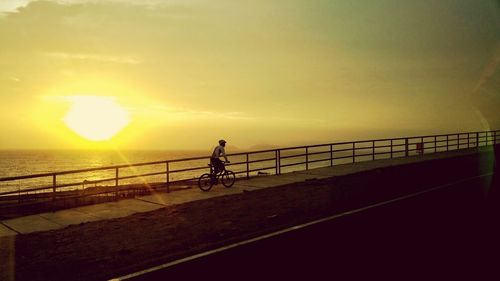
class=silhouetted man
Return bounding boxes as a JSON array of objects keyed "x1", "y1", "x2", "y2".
[{"x1": 211, "y1": 139, "x2": 230, "y2": 180}]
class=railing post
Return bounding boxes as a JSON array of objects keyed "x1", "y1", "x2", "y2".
[
  {"x1": 405, "y1": 138, "x2": 409, "y2": 157},
  {"x1": 166, "y1": 162, "x2": 170, "y2": 193},
  {"x1": 305, "y1": 147, "x2": 309, "y2": 170},
  {"x1": 476, "y1": 132, "x2": 479, "y2": 148},
  {"x1": 456, "y1": 134, "x2": 459, "y2": 150},
  {"x1": 495, "y1": 131, "x2": 497, "y2": 145},
  {"x1": 390, "y1": 139, "x2": 393, "y2": 158},
  {"x1": 434, "y1": 136, "x2": 437, "y2": 152},
  {"x1": 115, "y1": 168, "x2": 119, "y2": 199},
  {"x1": 52, "y1": 174, "x2": 56, "y2": 205},
  {"x1": 467, "y1": 133, "x2": 470, "y2": 148},
  {"x1": 246, "y1": 153, "x2": 249, "y2": 179},
  {"x1": 275, "y1": 150, "x2": 279, "y2": 175},
  {"x1": 330, "y1": 144, "x2": 333, "y2": 166},
  {"x1": 372, "y1": 140, "x2": 375, "y2": 160},
  {"x1": 115, "y1": 168, "x2": 119, "y2": 187},
  {"x1": 353, "y1": 142, "x2": 356, "y2": 163},
  {"x1": 446, "y1": 135, "x2": 449, "y2": 151},
  {"x1": 486, "y1": 132, "x2": 489, "y2": 146},
  {"x1": 278, "y1": 150, "x2": 281, "y2": 175}
]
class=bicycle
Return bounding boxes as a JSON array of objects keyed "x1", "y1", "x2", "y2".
[{"x1": 198, "y1": 162, "x2": 236, "y2": 191}]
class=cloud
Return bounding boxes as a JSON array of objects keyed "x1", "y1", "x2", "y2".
[
  {"x1": 4, "y1": 76, "x2": 21, "y2": 82},
  {"x1": 136, "y1": 104, "x2": 256, "y2": 121},
  {"x1": 0, "y1": 0, "x2": 179, "y2": 14},
  {"x1": 45, "y1": 52, "x2": 142, "y2": 65}
]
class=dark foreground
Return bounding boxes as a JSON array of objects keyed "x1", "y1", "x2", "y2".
[
  {"x1": 133, "y1": 174, "x2": 500, "y2": 280},
  {"x1": 1, "y1": 147, "x2": 499, "y2": 281}
]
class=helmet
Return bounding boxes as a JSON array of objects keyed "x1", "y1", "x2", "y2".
[{"x1": 218, "y1": 139, "x2": 227, "y2": 145}]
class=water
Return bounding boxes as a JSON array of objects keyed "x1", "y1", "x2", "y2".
[
  {"x1": 0, "y1": 150, "x2": 207, "y2": 178},
  {"x1": 0, "y1": 144, "x2": 408, "y2": 195},
  {"x1": 0, "y1": 148, "x2": 342, "y2": 194},
  {"x1": 0, "y1": 150, "x2": 208, "y2": 193}
]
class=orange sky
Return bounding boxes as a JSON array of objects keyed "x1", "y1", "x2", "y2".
[{"x1": 0, "y1": 0, "x2": 498, "y2": 150}]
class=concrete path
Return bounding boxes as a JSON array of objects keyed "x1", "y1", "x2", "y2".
[{"x1": 0, "y1": 147, "x2": 491, "y2": 237}]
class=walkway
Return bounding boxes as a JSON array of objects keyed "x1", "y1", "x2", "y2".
[{"x1": 0, "y1": 147, "x2": 492, "y2": 237}]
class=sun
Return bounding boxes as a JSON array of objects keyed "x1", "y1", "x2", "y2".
[{"x1": 63, "y1": 96, "x2": 130, "y2": 141}]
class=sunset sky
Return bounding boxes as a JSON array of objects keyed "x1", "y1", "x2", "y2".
[{"x1": 0, "y1": 0, "x2": 498, "y2": 150}]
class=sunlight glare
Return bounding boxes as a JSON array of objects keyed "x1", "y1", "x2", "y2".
[{"x1": 63, "y1": 96, "x2": 130, "y2": 141}]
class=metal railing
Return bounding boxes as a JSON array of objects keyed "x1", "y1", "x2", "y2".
[{"x1": 0, "y1": 130, "x2": 498, "y2": 211}]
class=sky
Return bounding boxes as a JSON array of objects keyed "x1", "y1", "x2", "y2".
[{"x1": 0, "y1": 0, "x2": 498, "y2": 150}]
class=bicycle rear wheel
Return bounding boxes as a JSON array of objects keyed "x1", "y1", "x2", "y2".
[
  {"x1": 198, "y1": 173, "x2": 213, "y2": 191},
  {"x1": 221, "y1": 170, "x2": 236, "y2": 187}
]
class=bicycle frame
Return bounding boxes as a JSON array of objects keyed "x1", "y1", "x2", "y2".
[{"x1": 208, "y1": 162, "x2": 227, "y2": 177}]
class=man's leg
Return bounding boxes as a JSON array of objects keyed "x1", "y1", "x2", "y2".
[
  {"x1": 214, "y1": 159, "x2": 222, "y2": 174},
  {"x1": 211, "y1": 158, "x2": 222, "y2": 184},
  {"x1": 209, "y1": 158, "x2": 217, "y2": 182}
]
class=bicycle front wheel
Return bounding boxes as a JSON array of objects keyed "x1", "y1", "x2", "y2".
[
  {"x1": 221, "y1": 170, "x2": 236, "y2": 187},
  {"x1": 198, "y1": 173, "x2": 213, "y2": 191}
]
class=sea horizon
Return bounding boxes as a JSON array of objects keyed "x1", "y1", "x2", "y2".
[{"x1": 0, "y1": 149, "x2": 210, "y2": 179}]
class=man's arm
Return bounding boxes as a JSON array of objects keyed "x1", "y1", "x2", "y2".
[{"x1": 221, "y1": 147, "x2": 229, "y2": 162}]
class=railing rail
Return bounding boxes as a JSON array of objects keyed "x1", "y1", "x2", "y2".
[{"x1": 0, "y1": 129, "x2": 498, "y2": 210}]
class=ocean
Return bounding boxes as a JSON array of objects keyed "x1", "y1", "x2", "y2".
[
  {"x1": 0, "y1": 150, "x2": 210, "y2": 193},
  {"x1": 0, "y1": 145, "x2": 376, "y2": 194},
  {"x1": 0, "y1": 149, "x2": 208, "y2": 178}
]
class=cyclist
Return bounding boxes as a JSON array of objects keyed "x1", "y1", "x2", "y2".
[{"x1": 211, "y1": 139, "x2": 230, "y2": 182}]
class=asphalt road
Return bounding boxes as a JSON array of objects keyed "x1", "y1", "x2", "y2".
[{"x1": 120, "y1": 174, "x2": 500, "y2": 280}]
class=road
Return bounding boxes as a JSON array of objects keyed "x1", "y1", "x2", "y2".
[{"x1": 117, "y1": 173, "x2": 500, "y2": 280}]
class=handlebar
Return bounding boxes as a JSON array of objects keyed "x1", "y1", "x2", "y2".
[{"x1": 209, "y1": 161, "x2": 230, "y2": 167}]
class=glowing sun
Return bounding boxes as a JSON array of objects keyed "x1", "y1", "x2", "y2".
[{"x1": 63, "y1": 96, "x2": 130, "y2": 141}]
